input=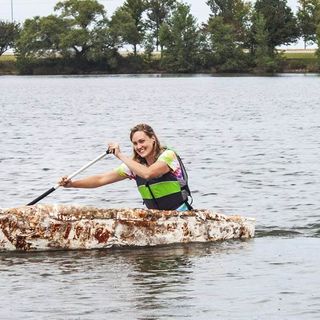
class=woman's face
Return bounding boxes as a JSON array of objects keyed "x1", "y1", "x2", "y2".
[{"x1": 131, "y1": 131, "x2": 155, "y2": 158}]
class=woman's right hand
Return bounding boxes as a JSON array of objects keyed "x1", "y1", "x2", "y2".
[
  {"x1": 58, "y1": 176, "x2": 73, "y2": 188},
  {"x1": 108, "y1": 142, "x2": 122, "y2": 159}
]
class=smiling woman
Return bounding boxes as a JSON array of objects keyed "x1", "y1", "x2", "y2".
[{"x1": 59, "y1": 123, "x2": 193, "y2": 211}]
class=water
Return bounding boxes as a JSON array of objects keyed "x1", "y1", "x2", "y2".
[{"x1": 0, "y1": 74, "x2": 319, "y2": 319}]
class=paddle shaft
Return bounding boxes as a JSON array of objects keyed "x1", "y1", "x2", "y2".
[{"x1": 27, "y1": 151, "x2": 109, "y2": 206}]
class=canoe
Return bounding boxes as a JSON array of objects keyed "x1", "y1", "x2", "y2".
[{"x1": 0, "y1": 204, "x2": 255, "y2": 252}]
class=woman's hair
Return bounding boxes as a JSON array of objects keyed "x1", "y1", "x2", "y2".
[{"x1": 130, "y1": 124, "x2": 164, "y2": 164}]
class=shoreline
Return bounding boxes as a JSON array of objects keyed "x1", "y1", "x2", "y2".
[{"x1": 1, "y1": 49, "x2": 319, "y2": 75}]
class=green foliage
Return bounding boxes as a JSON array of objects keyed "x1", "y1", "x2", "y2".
[
  {"x1": 121, "y1": 54, "x2": 146, "y2": 72},
  {"x1": 123, "y1": 0, "x2": 147, "y2": 23},
  {"x1": 206, "y1": 16, "x2": 249, "y2": 72},
  {"x1": 16, "y1": 15, "x2": 66, "y2": 58},
  {"x1": 54, "y1": 0, "x2": 105, "y2": 28},
  {"x1": 110, "y1": 8, "x2": 142, "y2": 55},
  {"x1": 316, "y1": 24, "x2": 320, "y2": 63},
  {"x1": 297, "y1": 0, "x2": 320, "y2": 47},
  {"x1": 254, "y1": 0, "x2": 300, "y2": 50},
  {"x1": 250, "y1": 13, "x2": 279, "y2": 72},
  {"x1": 15, "y1": 0, "x2": 118, "y2": 73},
  {"x1": 0, "y1": 21, "x2": 20, "y2": 56},
  {"x1": 143, "y1": 33, "x2": 155, "y2": 62},
  {"x1": 206, "y1": 0, "x2": 251, "y2": 25},
  {"x1": 16, "y1": 0, "x2": 114, "y2": 62},
  {"x1": 145, "y1": 0, "x2": 177, "y2": 51},
  {"x1": 110, "y1": 0, "x2": 147, "y2": 55},
  {"x1": 54, "y1": 0, "x2": 107, "y2": 58},
  {"x1": 206, "y1": 0, "x2": 251, "y2": 43},
  {"x1": 0, "y1": 58, "x2": 16, "y2": 74},
  {"x1": 8, "y1": 0, "x2": 320, "y2": 74},
  {"x1": 87, "y1": 20, "x2": 118, "y2": 60},
  {"x1": 205, "y1": 0, "x2": 253, "y2": 71},
  {"x1": 159, "y1": 3, "x2": 200, "y2": 72}
]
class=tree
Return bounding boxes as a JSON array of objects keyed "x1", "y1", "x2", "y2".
[
  {"x1": 297, "y1": 0, "x2": 320, "y2": 48},
  {"x1": 88, "y1": 18, "x2": 119, "y2": 61},
  {"x1": 204, "y1": 0, "x2": 251, "y2": 72},
  {"x1": 145, "y1": 0, "x2": 176, "y2": 52},
  {"x1": 206, "y1": 0, "x2": 251, "y2": 43},
  {"x1": 54, "y1": 0, "x2": 107, "y2": 59},
  {"x1": 250, "y1": 13, "x2": 278, "y2": 72},
  {"x1": 206, "y1": 16, "x2": 248, "y2": 71},
  {"x1": 16, "y1": 15, "x2": 66, "y2": 58},
  {"x1": 15, "y1": 0, "x2": 118, "y2": 73},
  {"x1": 109, "y1": 8, "x2": 142, "y2": 56},
  {"x1": 55, "y1": 0, "x2": 105, "y2": 28},
  {"x1": 316, "y1": 22, "x2": 320, "y2": 62},
  {"x1": 110, "y1": 0, "x2": 146, "y2": 56},
  {"x1": 143, "y1": 33, "x2": 155, "y2": 62},
  {"x1": 254, "y1": 0, "x2": 300, "y2": 50},
  {"x1": 0, "y1": 21, "x2": 20, "y2": 56},
  {"x1": 159, "y1": 3, "x2": 200, "y2": 72}
]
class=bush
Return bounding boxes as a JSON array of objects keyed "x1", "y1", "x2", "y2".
[
  {"x1": 15, "y1": 54, "x2": 121, "y2": 75},
  {"x1": 0, "y1": 59, "x2": 17, "y2": 74}
]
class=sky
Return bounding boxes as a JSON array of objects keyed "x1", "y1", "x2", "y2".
[
  {"x1": 0, "y1": 0, "x2": 305, "y2": 48},
  {"x1": 0, "y1": 0, "x2": 300, "y2": 23}
]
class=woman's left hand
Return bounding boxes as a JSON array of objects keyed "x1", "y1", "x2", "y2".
[{"x1": 108, "y1": 142, "x2": 121, "y2": 158}]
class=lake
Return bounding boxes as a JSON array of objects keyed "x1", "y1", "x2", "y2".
[{"x1": 0, "y1": 74, "x2": 319, "y2": 319}]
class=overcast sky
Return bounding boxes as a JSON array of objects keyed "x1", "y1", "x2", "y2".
[
  {"x1": 0, "y1": 0, "x2": 299, "y2": 23},
  {"x1": 0, "y1": 0, "x2": 304, "y2": 48}
]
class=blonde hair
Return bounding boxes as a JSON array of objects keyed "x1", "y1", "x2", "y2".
[{"x1": 130, "y1": 124, "x2": 164, "y2": 164}]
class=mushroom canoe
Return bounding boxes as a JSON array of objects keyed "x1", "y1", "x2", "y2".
[{"x1": 0, "y1": 204, "x2": 255, "y2": 252}]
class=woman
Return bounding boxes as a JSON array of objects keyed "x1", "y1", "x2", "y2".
[{"x1": 59, "y1": 124, "x2": 192, "y2": 211}]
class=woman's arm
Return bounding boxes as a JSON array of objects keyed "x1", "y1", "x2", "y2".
[
  {"x1": 117, "y1": 153, "x2": 170, "y2": 180},
  {"x1": 59, "y1": 170, "x2": 126, "y2": 188},
  {"x1": 107, "y1": 143, "x2": 170, "y2": 179}
]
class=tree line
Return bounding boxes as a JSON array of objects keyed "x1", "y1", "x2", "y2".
[{"x1": 1, "y1": 0, "x2": 320, "y2": 74}]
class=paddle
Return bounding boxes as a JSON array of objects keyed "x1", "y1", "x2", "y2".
[{"x1": 27, "y1": 150, "x2": 110, "y2": 206}]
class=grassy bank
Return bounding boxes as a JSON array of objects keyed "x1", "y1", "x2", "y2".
[
  {"x1": 0, "y1": 55, "x2": 17, "y2": 74},
  {"x1": 281, "y1": 50, "x2": 319, "y2": 72},
  {"x1": 1, "y1": 50, "x2": 319, "y2": 75},
  {"x1": 0, "y1": 55, "x2": 16, "y2": 61}
]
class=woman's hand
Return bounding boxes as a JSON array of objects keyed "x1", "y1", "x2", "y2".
[
  {"x1": 108, "y1": 142, "x2": 121, "y2": 158},
  {"x1": 58, "y1": 176, "x2": 73, "y2": 188}
]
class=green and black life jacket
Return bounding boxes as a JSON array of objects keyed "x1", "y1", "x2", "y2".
[{"x1": 135, "y1": 151, "x2": 193, "y2": 210}]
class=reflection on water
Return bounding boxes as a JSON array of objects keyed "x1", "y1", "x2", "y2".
[
  {"x1": 1, "y1": 238, "x2": 319, "y2": 319},
  {"x1": 0, "y1": 241, "x2": 251, "y2": 319},
  {"x1": 1, "y1": 74, "x2": 320, "y2": 319}
]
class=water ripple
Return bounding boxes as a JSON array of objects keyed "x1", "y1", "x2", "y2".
[{"x1": 1, "y1": 75, "x2": 320, "y2": 319}]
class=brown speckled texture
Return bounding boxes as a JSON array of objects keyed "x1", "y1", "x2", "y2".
[{"x1": 0, "y1": 205, "x2": 255, "y2": 252}]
